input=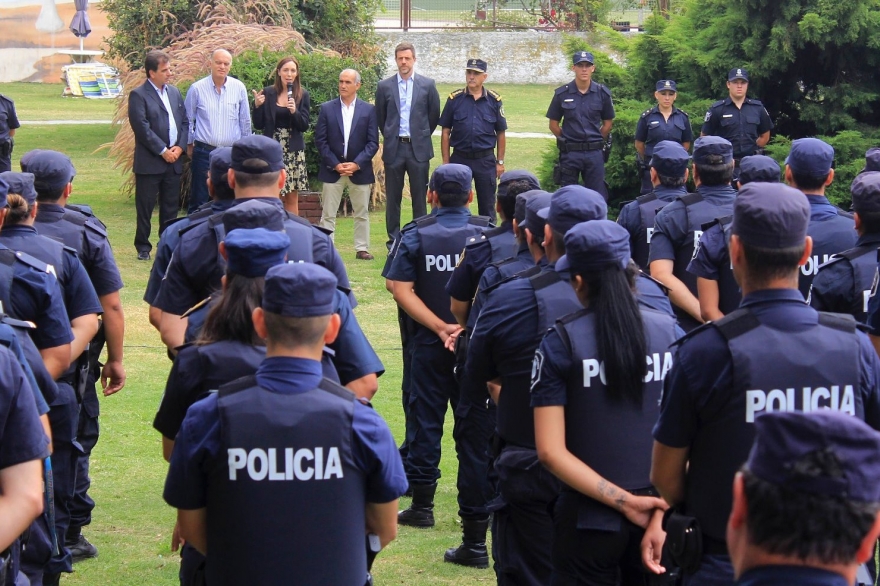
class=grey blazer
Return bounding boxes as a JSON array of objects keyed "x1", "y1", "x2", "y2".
[
  {"x1": 129, "y1": 80, "x2": 189, "y2": 175},
  {"x1": 374, "y1": 73, "x2": 440, "y2": 164}
]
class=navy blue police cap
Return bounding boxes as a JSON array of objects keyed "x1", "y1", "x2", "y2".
[
  {"x1": 224, "y1": 227, "x2": 290, "y2": 278},
  {"x1": 519, "y1": 190, "x2": 553, "y2": 234},
  {"x1": 650, "y1": 141, "x2": 690, "y2": 177},
  {"x1": 263, "y1": 263, "x2": 338, "y2": 318},
  {"x1": 430, "y1": 163, "x2": 472, "y2": 194},
  {"x1": 0, "y1": 172, "x2": 37, "y2": 205},
  {"x1": 786, "y1": 138, "x2": 834, "y2": 177},
  {"x1": 692, "y1": 136, "x2": 733, "y2": 165},
  {"x1": 209, "y1": 147, "x2": 233, "y2": 189},
  {"x1": 728, "y1": 67, "x2": 749, "y2": 82},
  {"x1": 222, "y1": 199, "x2": 285, "y2": 234},
  {"x1": 738, "y1": 155, "x2": 781, "y2": 185},
  {"x1": 0, "y1": 176, "x2": 8, "y2": 208},
  {"x1": 514, "y1": 189, "x2": 549, "y2": 225},
  {"x1": 655, "y1": 79, "x2": 677, "y2": 92},
  {"x1": 466, "y1": 58, "x2": 487, "y2": 73},
  {"x1": 538, "y1": 185, "x2": 607, "y2": 235},
  {"x1": 498, "y1": 170, "x2": 540, "y2": 198},
  {"x1": 556, "y1": 220, "x2": 630, "y2": 274},
  {"x1": 732, "y1": 182, "x2": 809, "y2": 249},
  {"x1": 851, "y1": 172, "x2": 880, "y2": 215},
  {"x1": 861, "y1": 147, "x2": 880, "y2": 175},
  {"x1": 572, "y1": 51, "x2": 594, "y2": 65},
  {"x1": 231, "y1": 135, "x2": 284, "y2": 174},
  {"x1": 20, "y1": 149, "x2": 76, "y2": 191},
  {"x1": 747, "y1": 410, "x2": 880, "y2": 503}
]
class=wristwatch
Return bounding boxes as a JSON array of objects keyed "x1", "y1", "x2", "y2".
[{"x1": 497, "y1": 159, "x2": 504, "y2": 165}]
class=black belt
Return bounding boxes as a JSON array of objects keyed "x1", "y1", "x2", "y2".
[
  {"x1": 453, "y1": 148, "x2": 495, "y2": 160},
  {"x1": 398, "y1": 136, "x2": 411, "y2": 143},
  {"x1": 194, "y1": 140, "x2": 217, "y2": 151},
  {"x1": 559, "y1": 140, "x2": 604, "y2": 153}
]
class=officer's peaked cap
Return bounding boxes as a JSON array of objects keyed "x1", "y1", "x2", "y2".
[
  {"x1": 224, "y1": 227, "x2": 290, "y2": 278},
  {"x1": 693, "y1": 136, "x2": 733, "y2": 165},
  {"x1": 231, "y1": 135, "x2": 284, "y2": 174},
  {"x1": 519, "y1": 190, "x2": 553, "y2": 233},
  {"x1": 430, "y1": 164, "x2": 472, "y2": 195},
  {"x1": 539, "y1": 185, "x2": 607, "y2": 235},
  {"x1": 263, "y1": 263, "x2": 337, "y2": 318},
  {"x1": 498, "y1": 170, "x2": 540, "y2": 199},
  {"x1": 0, "y1": 172, "x2": 37, "y2": 205},
  {"x1": 650, "y1": 141, "x2": 690, "y2": 177},
  {"x1": 556, "y1": 220, "x2": 630, "y2": 274},
  {"x1": 851, "y1": 172, "x2": 880, "y2": 215},
  {"x1": 786, "y1": 138, "x2": 834, "y2": 178},
  {"x1": 222, "y1": 199, "x2": 285, "y2": 234},
  {"x1": 20, "y1": 149, "x2": 76, "y2": 191},
  {"x1": 738, "y1": 155, "x2": 781, "y2": 185},
  {"x1": 514, "y1": 189, "x2": 549, "y2": 225},
  {"x1": 732, "y1": 182, "x2": 809, "y2": 249}
]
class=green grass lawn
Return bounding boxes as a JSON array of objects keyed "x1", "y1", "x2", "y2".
[{"x1": 1, "y1": 82, "x2": 555, "y2": 585}]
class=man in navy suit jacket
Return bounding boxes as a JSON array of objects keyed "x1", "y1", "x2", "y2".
[
  {"x1": 316, "y1": 69, "x2": 379, "y2": 260},
  {"x1": 128, "y1": 50, "x2": 188, "y2": 260}
]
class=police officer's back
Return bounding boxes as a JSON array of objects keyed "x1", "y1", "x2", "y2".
[
  {"x1": 701, "y1": 68, "x2": 773, "y2": 167},
  {"x1": 651, "y1": 183, "x2": 880, "y2": 586},
  {"x1": 164, "y1": 263, "x2": 407, "y2": 586}
]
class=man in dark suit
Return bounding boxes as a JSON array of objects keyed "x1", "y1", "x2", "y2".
[
  {"x1": 375, "y1": 42, "x2": 440, "y2": 247},
  {"x1": 316, "y1": 69, "x2": 380, "y2": 260},
  {"x1": 129, "y1": 49, "x2": 188, "y2": 260}
]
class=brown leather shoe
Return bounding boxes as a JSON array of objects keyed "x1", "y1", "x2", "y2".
[{"x1": 356, "y1": 251, "x2": 374, "y2": 261}]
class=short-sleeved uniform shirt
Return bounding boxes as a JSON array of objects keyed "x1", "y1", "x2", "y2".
[
  {"x1": 809, "y1": 232, "x2": 880, "y2": 321},
  {"x1": 701, "y1": 98, "x2": 773, "y2": 159},
  {"x1": 634, "y1": 107, "x2": 693, "y2": 157},
  {"x1": 546, "y1": 81, "x2": 615, "y2": 143},
  {"x1": 0, "y1": 321, "x2": 50, "y2": 415},
  {"x1": 163, "y1": 357, "x2": 408, "y2": 510},
  {"x1": 0, "y1": 93, "x2": 19, "y2": 141},
  {"x1": 648, "y1": 185, "x2": 736, "y2": 264},
  {"x1": 439, "y1": 88, "x2": 507, "y2": 152},
  {"x1": 446, "y1": 220, "x2": 514, "y2": 303},
  {"x1": 0, "y1": 345, "x2": 50, "y2": 470},
  {"x1": 617, "y1": 185, "x2": 687, "y2": 247}
]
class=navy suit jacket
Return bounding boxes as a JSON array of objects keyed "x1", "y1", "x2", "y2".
[
  {"x1": 129, "y1": 80, "x2": 188, "y2": 175},
  {"x1": 314, "y1": 97, "x2": 378, "y2": 186},
  {"x1": 374, "y1": 73, "x2": 440, "y2": 164}
]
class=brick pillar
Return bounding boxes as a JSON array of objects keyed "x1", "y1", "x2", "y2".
[{"x1": 297, "y1": 191, "x2": 323, "y2": 225}]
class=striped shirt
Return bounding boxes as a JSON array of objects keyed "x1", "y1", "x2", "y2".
[{"x1": 185, "y1": 75, "x2": 251, "y2": 147}]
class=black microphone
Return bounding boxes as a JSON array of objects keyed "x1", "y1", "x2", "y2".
[{"x1": 287, "y1": 82, "x2": 294, "y2": 102}]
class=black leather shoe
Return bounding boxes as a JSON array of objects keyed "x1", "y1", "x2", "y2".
[
  {"x1": 137, "y1": 251, "x2": 151, "y2": 261},
  {"x1": 68, "y1": 534, "x2": 98, "y2": 562}
]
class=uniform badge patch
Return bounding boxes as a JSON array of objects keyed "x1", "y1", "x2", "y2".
[{"x1": 530, "y1": 350, "x2": 545, "y2": 391}]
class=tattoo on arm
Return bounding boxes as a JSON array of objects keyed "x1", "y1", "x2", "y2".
[{"x1": 597, "y1": 479, "x2": 628, "y2": 511}]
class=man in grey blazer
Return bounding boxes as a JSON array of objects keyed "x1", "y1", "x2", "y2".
[
  {"x1": 375, "y1": 42, "x2": 440, "y2": 247},
  {"x1": 129, "y1": 49, "x2": 188, "y2": 260}
]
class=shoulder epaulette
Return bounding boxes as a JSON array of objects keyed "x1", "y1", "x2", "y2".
[
  {"x1": 554, "y1": 84, "x2": 569, "y2": 95},
  {"x1": 746, "y1": 98, "x2": 764, "y2": 106},
  {"x1": 640, "y1": 108, "x2": 653, "y2": 118},
  {"x1": 1, "y1": 314, "x2": 35, "y2": 330},
  {"x1": 448, "y1": 88, "x2": 465, "y2": 100},
  {"x1": 711, "y1": 99, "x2": 726, "y2": 108},
  {"x1": 677, "y1": 108, "x2": 691, "y2": 118},
  {"x1": 12, "y1": 250, "x2": 51, "y2": 274},
  {"x1": 636, "y1": 193, "x2": 658, "y2": 205},
  {"x1": 638, "y1": 270, "x2": 669, "y2": 295},
  {"x1": 413, "y1": 215, "x2": 438, "y2": 227},
  {"x1": 312, "y1": 223, "x2": 333, "y2": 236},
  {"x1": 181, "y1": 296, "x2": 211, "y2": 318},
  {"x1": 701, "y1": 214, "x2": 730, "y2": 232},
  {"x1": 679, "y1": 192, "x2": 704, "y2": 206},
  {"x1": 487, "y1": 89, "x2": 502, "y2": 101},
  {"x1": 482, "y1": 224, "x2": 508, "y2": 239},
  {"x1": 465, "y1": 233, "x2": 488, "y2": 248},
  {"x1": 817, "y1": 311, "x2": 859, "y2": 334},
  {"x1": 0, "y1": 93, "x2": 13, "y2": 104},
  {"x1": 835, "y1": 207, "x2": 855, "y2": 220},
  {"x1": 65, "y1": 203, "x2": 96, "y2": 218},
  {"x1": 470, "y1": 214, "x2": 493, "y2": 227}
]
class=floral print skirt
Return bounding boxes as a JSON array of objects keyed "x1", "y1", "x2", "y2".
[{"x1": 273, "y1": 128, "x2": 309, "y2": 193}]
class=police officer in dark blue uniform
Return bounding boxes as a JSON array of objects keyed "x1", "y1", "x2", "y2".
[
  {"x1": 618, "y1": 141, "x2": 690, "y2": 271},
  {"x1": 386, "y1": 164, "x2": 491, "y2": 528},
  {"x1": 688, "y1": 155, "x2": 781, "y2": 321},
  {"x1": 163, "y1": 263, "x2": 407, "y2": 586},
  {"x1": 0, "y1": 93, "x2": 19, "y2": 173},
  {"x1": 862, "y1": 147, "x2": 880, "y2": 174},
  {"x1": 651, "y1": 183, "x2": 880, "y2": 586},
  {"x1": 728, "y1": 411, "x2": 880, "y2": 586},
  {"x1": 153, "y1": 135, "x2": 354, "y2": 356},
  {"x1": 547, "y1": 51, "x2": 615, "y2": 199},
  {"x1": 144, "y1": 147, "x2": 236, "y2": 331},
  {"x1": 635, "y1": 80, "x2": 693, "y2": 194},
  {"x1": 783, "y1": 138, "x2": 857, "y2": 298},
  {"x1": 440, "y1": 59, "x2": 507, "y2": 219},
  {"x1": 649, "y1": 136, "x2": 737, "y2": 331},
  {"x1": 531, "y1": 220, "x2": 678, "y2": 586},
  {"x1": 22, "y1": 149, "x2": 126, "y2": 561},
  {"x1": 809, "y1": 172, "x2": 880, "y2": 322},
  {"x1": 701, "y1": 68, "x2": 773, "y2": 181}
]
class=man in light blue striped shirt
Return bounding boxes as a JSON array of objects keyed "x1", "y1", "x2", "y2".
[{"x1": 185, "y1": 49, "x2": 251, "y2": 213}]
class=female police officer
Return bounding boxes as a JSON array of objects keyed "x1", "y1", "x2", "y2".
[
  {"x1": 531, "y1": 220, "x2": 678, "y2": 585},
  {"x1": 634, "y1": 80, "x2": 692, "y2": 194}
]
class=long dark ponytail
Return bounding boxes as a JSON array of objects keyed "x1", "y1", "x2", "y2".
[{"x1": 196, "y1": 273, "x2": 265, "y2": 346}]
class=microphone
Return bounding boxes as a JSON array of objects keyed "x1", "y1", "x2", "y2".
[{"x1": 287, "y1": 82, "x2": 294, "y2": 102}]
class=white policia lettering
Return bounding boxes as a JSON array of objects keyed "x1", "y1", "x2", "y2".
[
  {"x1": 800, "y1": 254, "x2": 833, "y2": 276},
  {"x1": 745, "y1": 385, "x2": 856, "y2": 423},
  {"x1": 227, "y1": 446, "x2": 344, "y2": 481},
  {"x1": 583, "y1": 352, "x2": 674, "y2": 388},
  {"x1": 425, "y1": 254, "x2": 460, "y2": 272}
]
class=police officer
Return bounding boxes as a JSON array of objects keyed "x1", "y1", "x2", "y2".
[
  {"x1": 688, "y1": 155, "x2": 781, "y2": 321},
  {"x1": 726, "y1": 411, "x2": 880, "y2": 586},
  {"x1": 651, "y1": 183, "x2": 880, "y2": 586},
  {"x1": 649, "y1": 136, "x2": 737, "y2": 331},
  {"x1": 861, "y1": 147, "x2": 880, "y2": 175},
  {"x1": 547, "y1": 51, "x2": 615, "y2": 199},
  {"x1": 22, "y1": 149, "x2": 126, "y2": 561},
  {"x1": 144, "y1": 147, "x2": 236, "y2": 331},
  {"x1": 809, "y1": 172, "x2": 880, "y2": 322},
  {"x1": 440, "y1": 59, "x2": 507, "y2": 218},
  {"x1": 618, "y1": 141, "x2": 690, "y2": 271},
  {"x1": 386, "y1": 164, "x2": 491, "y2": 527},
  {"x1": 163, "y1": 263, "x2": 407, "y2": 586},
  {"x1": 783, "y1": 138, "x2": 856, "y2": 298},
  {"x1": 531, "y1": 220, "x2": 677, "y2": 585},
  {"x1": 635, "y1": 80, "x2": 693, "y2": 194},
  {"x1": 152, "y1": 135, "x2": 354, "y2": 357},
  {"x1": 0, "y1": 93, "x2": 19, "y2": 173},
  {"x1": 701, "y1": 68, "x2": 773, "y2": 179}
]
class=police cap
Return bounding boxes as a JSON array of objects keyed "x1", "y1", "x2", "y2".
[
  {"x1": 231, "y1": 135, "x2": 284, "y2": 174},
  {"x1": 514, "y1": 189, "x2": 548, "y2": 225},
  {"x1": 498, "y1": 170, "x2": 540, "y2": 198},
  {"x1": 747, "y1": 410, "x2": 880, "y2": 503},
  {"x1": 210, "y1": 147, "x2": 234, "y2": 191},
  {"x1": 692, "y1": 136, "x2": 733, "y2": 165},
  {"x1": 222, "y1": 200, "x2": 284, "y2": 234},
  {"x1": 538, "y1": 185, "x2": 607, "y2": 235},
  {"x1": 0, "y1": 172, "x2": 37, "y2": 205},
  {"x1": 466, "y1": 59, "x2": 487, "y2": 73},
  {"x1": 556, "y1": 220, "x2": 630, "y2": 274},
  {"x1": 728, "y1": 67, "x2": 749, "y2": 82},
  {"x1": 851, "y1": 172, "x2": 880, "y2": 215},
  {"x1": 732, "y1": 182, "x2": 809, "y2": 249},
  {"x1": 786, "y1": 138, "x2": 834, "y2": 178},
  {"x1": 650, "y1": 141, "x2": 690, "y2": 177},
  {"x1": 655, "y1": 80, "x2": 677, "y2": 92},
  {"x1": 860, "y1": 147, "x2": 880, "y2": 175},
  {"x1": 263, "y1": 263, "x2": 338, "y2": 318},
  {"x1": 519, "y1": 190, "x2": 552, "y2": 234},
  {"x1": 21, "y1": 149, "x2": 76, "y2": 191},
  {"x1": 572, "y1": 51, "x2": 594, "y2": 65},
  {"x1": 224, "y1": 227, "x2": 290, "y2": 278},
  {"x1": 430, "y1": 164, "x2": 471, "y2": 195},
  {"x1": 738, "y1": 155, "x2": 781, "y2": 185}
]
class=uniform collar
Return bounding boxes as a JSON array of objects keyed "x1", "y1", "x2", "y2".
[
  {"x1": 696, "y1": 183, "x2": 737, "y2": 199},
  {"x1": 211, "y1": 199, "x2": 236, "y2": 212},
  {"x1": 435, "y1": 206, "x2": 471, "y2": 217},
  {"x1": 655, "y1": 185, "x2": 688, "y2": 201},
  {"x1": 255, "y1": 356, "x2": 323, "y2": 395},
  {"x1": 736, "y1": 565, "x2": 849, "y2": 586},
  {"x1": 740, "y1": 288, "x2": 806, "y2": 308},
  {"x1": 232, "y1": 197, "x2": 284, "y2": 212},
  {"x1": 0, "y1": 224, "x2": 38, "y2": 235},
  {"x1": 568, "y1": 80, "x2": 597, "y2": 94},
  {"x1": 465, "y1": 87, "x2": 487, "y2": 101},
  {"x1": 856, "y1": 232, "x2": 880, "y2": 247},
  {"x1": 36, "y1": 203, "x2": 66, "y2": 219}
]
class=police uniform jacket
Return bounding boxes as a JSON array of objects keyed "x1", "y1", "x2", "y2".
[
  {"x1": 809, "y1": 232, "x2": 880, "y2": 323},
  {"x1": 800, "y1": 195, "x2": 857, "y2": 298},
  {"x1": 439, "y1": 87, "x2": 507, "y2": 153},
  {"x1": 634, "y1": 107, "x2": 692, "y2": 157},
  {"x1": 701, "y1": 97, "x2": 773, "y2": 159},
  {"x1": 617, "y1": 185, "x2": 687, "y2": 270},
  {"x1": 546, "y1": 81, "x2": 615, "y2": 143},
  {"x1": 0, "y1": 343, "x2": 49, "y2": 474},
  {"x1": 0, "y1": 320, "x2": 50, "y2": 415},
  {"x1": 446, "y1": 219, "x2": 515, "y2": 304},
  {"x1": 687, "y1": 215, "x2": 741, "y2": 315}
]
